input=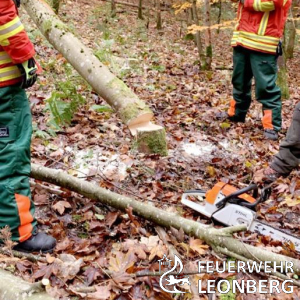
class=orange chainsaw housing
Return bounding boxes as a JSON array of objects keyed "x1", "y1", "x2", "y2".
[{"x1": 206, "y1": 182, "x2": 256, "y2": 205}]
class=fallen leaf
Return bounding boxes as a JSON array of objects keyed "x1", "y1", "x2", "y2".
[
  {"x1": 52, "y1": 201, "x2": 71, "y2": 215},
  {"x1": 280, "y1": 196, "x2": 300, "y2": 207},
  {"x1": 109, "y1": 251, "x2": 137, "y2": 273},
  {"x1": 206, "y1": 166, "x2": 216, "y2": 177},
  {"x1": 46, "y1": 253, "x2": 56, "y2": 264},
  {"x1": 189, "y1": 238, "x2": 209, "y2": 255},
  {"x1": 106, "y1": 212, "x2": 119, "y2": 228},
  {"x1": 121, "y1": 239, "x2": 148, "y2": 260},
  {"x1": 53, "y1": 254, "x2": 83, "y2": 281},
  {"x1": 140, "y1": 235, "x2": 160, "y2": 251},
  {"x1": 87, "y1": 285, "x2": 111, "y2": 299}
]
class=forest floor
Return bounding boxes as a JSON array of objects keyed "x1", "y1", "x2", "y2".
[{"x1": 5, "y1": 0, "x2": 300, "y2": 299}]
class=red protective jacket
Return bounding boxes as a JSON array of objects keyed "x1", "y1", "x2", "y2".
[
  {"x1": 231, "y1": 0, "x2": 292, "y2": 54},
  {"x1": 0, "y1": 0, "x2": 35, "y2": 87}
]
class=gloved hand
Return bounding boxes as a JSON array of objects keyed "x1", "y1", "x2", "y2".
[
  {"x1": 13, "y1": 0, "x2": 21, "y2": 8},
  {"x1": 18, "y1": 58, "x2": 38, "y2": 89}
]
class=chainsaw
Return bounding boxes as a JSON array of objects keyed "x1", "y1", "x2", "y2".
[{"x1": 181, "y1": 182, "x2": 300, "y2": 252}]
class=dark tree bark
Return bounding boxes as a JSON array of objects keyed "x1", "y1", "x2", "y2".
[
  {"x1": 111, "y1": 0, "x2": 117, "y2": 17},
  {"x1": 156, "y1": 0, "x2": 162, "y2": 30},
  {"x1": 138, "y1": 0, "x2": 144, "y2": 19},
  {"x1": 203, "y1": 0, "x2": 212, "y2": 70}
]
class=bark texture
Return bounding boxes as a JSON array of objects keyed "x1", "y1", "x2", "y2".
[
  {"x1": 203, "y1": 0, "x2": 212, "y2": 70},
  {"x1": 22, "y1": 0, "x2": 168, "y2": 155},
  {"x1": 31, "y1": 164, "x2": 300, "y2": 275},
  {"x1": 277, "y1": 52, "x2": 289, "y2": 99},
  {"x1": 0, "y1": 269, "x2": 54, "y2": 300}
]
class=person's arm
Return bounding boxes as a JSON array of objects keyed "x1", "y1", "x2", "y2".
[
  {"x1": 243, "y1": 0, "x2": 285, "y2": 12},
  {"x1": 0, "y1": 0, "x2": 35, "y2": 64}
]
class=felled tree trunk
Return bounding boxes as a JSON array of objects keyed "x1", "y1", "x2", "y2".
[
  {"x1": 31, "y1": 164, "x2": 300, "y2": 275},
  {"x1": 0, "y1": 269, "x2": 54, "y2": 300},
  {"x1": 22, "y1": 0, "x2": 167, "y2": 156}
]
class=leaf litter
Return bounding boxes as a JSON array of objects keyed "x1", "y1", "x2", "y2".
[{"x1": 7, "y1": 0, "x2": 300, "y2": 299}]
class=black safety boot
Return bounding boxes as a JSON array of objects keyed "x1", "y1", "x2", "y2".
[
  {"x1": 13, "y1": 232, "x2": 56, "y2": 253},
  {"x1": 264, "y1": 129, "x2": 278, "y2": 141}
]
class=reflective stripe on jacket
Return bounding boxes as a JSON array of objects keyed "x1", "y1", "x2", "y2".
[
  {"x1": 0, "y1": 0, "x2": 35, "y2": 87},
  {"x1": 231, "y1": 0, "x2": 292, "y2": 54}
]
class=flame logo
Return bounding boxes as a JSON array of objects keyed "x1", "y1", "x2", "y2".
[{"x1": 159, "y1": 255, "x2": 190, "y2": 293}]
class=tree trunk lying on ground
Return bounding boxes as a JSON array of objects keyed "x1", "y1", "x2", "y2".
[
  {"x1": 31, "y1": 164, "x2": 300, "y2": 276},
  {"x1": 22, "y1": 0, "x2": 168, "y2": 156},
  {"x1": 0, "y1": 269, "x2": 55, "y2": 300}
]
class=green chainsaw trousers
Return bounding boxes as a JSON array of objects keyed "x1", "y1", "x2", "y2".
[
  {"x1": 229, "y1": 46, "x2": 282, "y2": 131},
  {"x1": 271, "y1": 102, "x2": 300, "y2": 175},
  {"x1": 0, "y1": 86, "x2": 36, "y2": 242}
]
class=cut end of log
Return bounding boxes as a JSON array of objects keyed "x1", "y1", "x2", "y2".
[
  {"x1": 127, "y1": 113, "x2": 154, "y2": 133},
  {"x1": 132, "y1": 123, "x2": 168, "y2": 156},
  {"x1": 128, "y1": 121, "x2": 159, "y2": 136}
]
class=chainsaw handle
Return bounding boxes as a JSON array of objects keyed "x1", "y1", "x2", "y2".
[
  {"x1": 181, "y1": 190, "x2": 206, "y2": 202},
  {"x1": 216, "y1": 184, "x2": 258, "y2": 209},
  {"x1": 239, "y1": 186, "x2": 271, "y2": 209},
  {"x1": 182, "y1": 189, "x2": 206, "y2": 195}
]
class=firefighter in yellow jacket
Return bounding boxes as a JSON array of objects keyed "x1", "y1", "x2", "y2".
[
  {"x1": 0, "y1": 0, "x2": 56, "y2": 252},
  {"x1": 224, "y1": 0, "x2": 292, "y2": 140}
]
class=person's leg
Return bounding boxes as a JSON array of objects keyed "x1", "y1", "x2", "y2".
[
  {"x1": 229, "y1": 46, "x2": 253, "y2": 121},
  {"x1": 250, "y1": 51, "x2": 282, "y2": 133},
  {"x1": 0, "y1": 86, "x2": 36, "y2": 242},
  {"x1": 0, "y1": 86, "x2": 55, "y2": 252},
  {"x1": 270, "y1": 102, "x2": 300, "y2": 175}
]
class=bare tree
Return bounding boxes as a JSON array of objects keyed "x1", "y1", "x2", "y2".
[
  {"x1": 191, "y1": 0, "x2": 202, "y2": 67},
  {"x1": 278, "y1": 26, "x2": 289, "y2": 99},
  {"x1": 285, "y1": 5, "x2": 297, "y2": 59},
  {"x1": 111, "y1": 0, "x2": 117, "y2": 17},
  {"x1": 138, "y1": 0, "x2": 144, "y2": 19},
  {"x1": 156, "y1": 0, "x2": 162, "y2": 30},
  {"x1": 204, "y1": 0, "x2": 212, "y2": 69}
]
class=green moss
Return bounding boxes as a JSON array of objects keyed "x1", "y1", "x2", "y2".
[
  {"x1": 206, "y1": 45, "x2": 213, "y2": 58},
  {"x1": 54, "y1": 21, "x2": 68, "y2": 31},
  {"x1": 106, "y1": 78, "x2": 152, "y2": 123},
  {"x1": 134, "y1": 128, "x2": 168, "y2": 156},
  {"x1": 220, "y1": 276, "x2": 236, "y2": 300},
  {"x1": 277, "y1": 67, "x2": 290, "y2": 99},
  {"x1": 106, "y1": 77, "x2": 129, "y2": 94},
  {"x1": 42, "y1": 19, "x2": 52, "y2": 34},
  {"x1": 122, "y1": 103, "x2": 152, "y2": 123},
  {"x1": 72, "y1": 214, "x2": 82, "y2": 222}
]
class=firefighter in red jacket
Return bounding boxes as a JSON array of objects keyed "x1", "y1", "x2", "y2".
[
  {"x1": 0, "y1": 0, "x2": 56, "y2": 252},
  {"x1": 224, "y1": 0, "x2": 292, "y2": 140}
]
